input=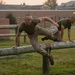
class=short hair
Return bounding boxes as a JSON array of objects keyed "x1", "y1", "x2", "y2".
[
  {"x1": 70, "y1": 16, "x2": 75, "y2": 20},
  {"x1": 25, "y1": 14, "x2": 31, "y2": 17},
  {"x1": 24, "y1": 14, "x2": 32, "y2": 19}
]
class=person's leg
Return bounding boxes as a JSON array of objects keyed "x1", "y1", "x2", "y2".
[
  {"x1": 42, "y1": 31, "x2": 61, "y2": 41},
  {"x1": 54, "y1": 31, "x2": 61, "y2": 42},
  {"x1": 28, "y1": 34, "x2": 54, "y2": 65},
  {"x1": 37, "y1": 26, "x2": 57, "y2": 41},
  {"x1": 39, "y1": 26, "x2": 61, "y2": 42},
  {"x1": 41, "y1": 36, "x2": 49, "y2": 41}
]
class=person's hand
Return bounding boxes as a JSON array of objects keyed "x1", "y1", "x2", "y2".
[
  {"x1": 69, "y1": 40, "x2": 74, "y2": 43},
  {"x1": 61, "y1": 39, "x2": 66, "y2": 43},
  {"x1": 13, "y1": 46, "x2": 17, "y2": 49},
  {"x1": 54, "y1": 23, "x2": 59, "y2": 27}
]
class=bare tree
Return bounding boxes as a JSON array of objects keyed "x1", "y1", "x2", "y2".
[{"x1": 44, "y1": 0, "x2": 58, "y2": 9}]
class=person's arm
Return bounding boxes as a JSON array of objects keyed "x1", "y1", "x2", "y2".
[
  {"x1": 68, "y1": 29, "x2": 74, "y2": 42},
  {"x1": 61, "y1": 25, "x2": 64, "y2": 41},
  {"x1": 13, "y1": 22, "x2": 23, "y2": 48},
  {"x1": 39, "y1": 17, "x2": 59, "y2": 27},
  {"x1": 15, "y1": 32, "x2": 21, "y2": 47},
  {"x1": 13, "y1": 32, "x2": 21, "y2": 49}
]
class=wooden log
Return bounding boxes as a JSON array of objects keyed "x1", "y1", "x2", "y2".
[
  {"x1": 0, "y1": 41, "x2": 75, "y2": 56},
  {"x1": 0, "y1": 45, "x2": 34, "y2": 56},
  {"x1": 43, "y1": 48, "x2": 50, "y2": 75},
  {"x1": 51, "y1": 41, "x2": 75, "y2": 49}
]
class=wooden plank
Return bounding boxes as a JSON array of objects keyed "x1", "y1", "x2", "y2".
[
  {"x1": 0, "y1": 25, "x2": 17, "y2": 29},
  {"x1": 0, "y1": 34, "x2": 27, "y2": 37}
]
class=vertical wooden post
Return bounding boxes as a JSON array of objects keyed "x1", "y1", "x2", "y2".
[
  {"x1": 43, "y1": 48, "x2": 51, "y2": 75},
  {"x1": 15, "y1": 27, "x2": 20, "y2": 46},
  {"x1": 24, "y1": 35, "x2": 26, "y2": 43}
]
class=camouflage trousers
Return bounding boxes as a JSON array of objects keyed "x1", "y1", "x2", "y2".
[
  {"x1": 28, "y1": 26, "x2": 59, "y2": 56},
  {"x1": 49, "y1": 25, "x2": 61, "y2": 40}
]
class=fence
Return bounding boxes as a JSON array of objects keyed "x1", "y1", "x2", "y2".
[{"x1": 0, "y1": 25, "x2": 27, "y2": 46}]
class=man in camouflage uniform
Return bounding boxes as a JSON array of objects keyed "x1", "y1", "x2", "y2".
[{"x1": 14, "y1": 14, "x2": 59, "y2": 65}]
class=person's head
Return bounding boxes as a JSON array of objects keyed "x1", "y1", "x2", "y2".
[
  {"x1": 69, "y1": 16, "x2": 75, "y2": 23},
  {"x1": 24, "y1": 14, "x2": 33, "y2": 25}
]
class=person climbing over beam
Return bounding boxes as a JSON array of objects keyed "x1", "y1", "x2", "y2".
[
  {"x1": 13, "y1": 14, "x2": 59, "y2": 65},
  {"x1": 42, "y1": 17, "x2": 75, "y2": 42}
]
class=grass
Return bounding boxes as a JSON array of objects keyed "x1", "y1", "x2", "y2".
[{"x1": 0, "y1": 28, "x2": 75, "y2": 75}]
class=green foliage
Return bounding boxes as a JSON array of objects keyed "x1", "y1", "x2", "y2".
[
  {"x1": 6, "y1": 13, "x2": 17, "y2": 24},
  {"x1": 44, "y1": 0, "x2": 58, "y2": 9}
]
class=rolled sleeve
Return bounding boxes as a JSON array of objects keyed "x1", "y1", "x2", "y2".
[
  {"x1": 17, "y1": 25, "x2": 23, "y2": 33},
  {"x1": 33, "y1": 19, "x2": 41, "y2": 24}
]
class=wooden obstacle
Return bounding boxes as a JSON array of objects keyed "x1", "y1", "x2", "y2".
[
  {"x1": 0, "y1": 41, "x2": 75, "y2": 74},
  {"x1": 0, "y1": 41, "x2": 75, "y2": 56}
]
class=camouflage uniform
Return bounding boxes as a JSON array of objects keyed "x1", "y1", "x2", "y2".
[{"x1": 18, "y1": 19, "x2": 58, "y2": 57}]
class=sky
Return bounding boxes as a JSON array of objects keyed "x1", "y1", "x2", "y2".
[{"x1": 2, "y1": 0, "x2": 73, "y2": 5}]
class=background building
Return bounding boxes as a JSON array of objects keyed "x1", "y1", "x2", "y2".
[
  {"x1": 0, "y1": 1, "x2": 75, "y2": 24},
  {"x1": 0, "y1": 4, "x2": 50, "y2": 10},
  {"x1": 0, "y1": 10, "x2": 75, "y2": 23},
  {"x1": 56, "y1": 1, "x2": 75, "y2": 10}
]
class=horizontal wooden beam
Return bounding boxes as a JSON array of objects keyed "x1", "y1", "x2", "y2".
[
  {"x1": 0, "y1": 45, "x2": 34, "y2": 56},
  {"x1": 43, "y1": 41, "x2": 75, "y2": 50},
  {"x1": 0, "y1": 41, "x2": 75, "y2": 56},
  {"x1": 0, "y1": 34, "x2": 27, "y2": 37},
  {"x1": 0, "y1": 25, "x2": 17, "y2": 29}
]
